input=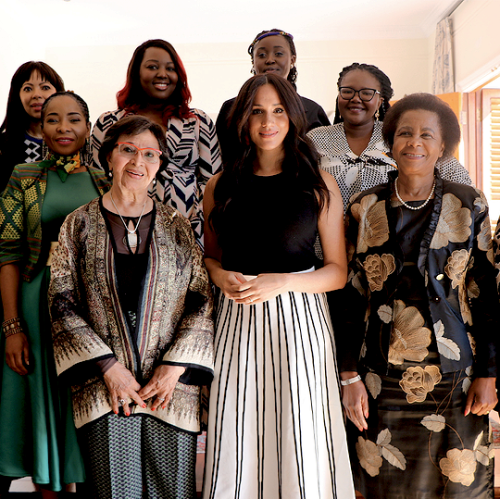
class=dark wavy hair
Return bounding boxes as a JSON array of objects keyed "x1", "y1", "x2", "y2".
[
  {"x1": 0, "y1": 62, "x2": 64, "y2": 167},
  {"x1": 248, "y1": 29, "x2": 298, "y2": 90},
  {"x1": 98, "y1": 115, "x2": 168, "y2": 175},
  {"x1": 333, "y1": 62, "x2": 393, "y2": 124},
  {"x1": 210, "y1": 74, "x2": 328, "y2": 243},
  {"x1": 382, "y1": 93, "x2": 460, "y2": 159},
  {"x1": 116, "y1": 39, "x2": 193, "y2": 123}
]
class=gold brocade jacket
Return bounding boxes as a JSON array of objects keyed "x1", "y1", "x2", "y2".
[{"x1": 48, "y1": 199, "x2": 214, "y2": 432}]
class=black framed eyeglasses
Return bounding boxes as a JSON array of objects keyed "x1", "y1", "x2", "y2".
[{"x1": 338, "y1": 87, "x2": 380, "y2": 102}]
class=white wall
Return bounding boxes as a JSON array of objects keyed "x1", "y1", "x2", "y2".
[
  {"x1": 19, "y1": 37, "x2": 432, "y2": 127},
  {"x1": 6, "y1": 0, "x2": 500, "y2": 126}
]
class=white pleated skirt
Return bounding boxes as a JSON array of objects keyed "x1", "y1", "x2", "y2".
[{"x1": 203, "y1": 290, "x2": 355, "y2": 499}]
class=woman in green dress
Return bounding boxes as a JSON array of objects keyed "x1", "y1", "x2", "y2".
[{"x1": 0, "y1": 91, "x2": 109, "y2": 497}]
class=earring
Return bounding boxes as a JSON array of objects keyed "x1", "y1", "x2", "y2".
[
  {"x1": 82, "y1": 138, "x2": 92, "y2": 165},
  {"x1": 108, "y1": 170, "x2": 113, "y2": 179},
  {"x1": 153, "y1": 177, "x2": 157, "y2": 186},
  {"x1": 251, "y1": 67, "x2": 256, "y2": 75},
  {"x1": 42, "y1": 140, "x2": 49, "y2": 160},
  {"x1": 375, "y1": 108, "x2": 380, "y2": 121}
]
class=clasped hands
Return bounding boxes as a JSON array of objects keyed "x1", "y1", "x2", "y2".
[
  {"x1": 218, "y1": 271, "x2": 289, "y2": 305},
  {"x1": 104, "y1": 362, "x2": 186, "y2": 416}
]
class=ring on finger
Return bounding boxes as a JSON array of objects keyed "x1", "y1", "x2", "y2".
[
  {"x1": 118, "y1": 398, "x2": 126, "y2": 406},
  {"x1": 158, "y1": 397, "x2": 166, "y2": 402},
  {"x1": 249, "y1": 297, "x2": 253, "y2": 303}
]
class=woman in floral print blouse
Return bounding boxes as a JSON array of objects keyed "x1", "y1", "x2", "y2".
[{"x1": 338, "y1": 93, "x2": 499, "y2": 499}]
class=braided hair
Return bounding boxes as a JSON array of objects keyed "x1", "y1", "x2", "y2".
[
  {"x1": 333, "y1": 63, "x2": 393, "y2": 124},
  {"x1": 247, "y1": 29, "x2": 298, "y2": 89}
]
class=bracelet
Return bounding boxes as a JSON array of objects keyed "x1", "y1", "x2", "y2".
[
  {"x1": 341, "y1": 375, "x2": 362, "y2": 386},
  {"x1": 2, "y1": 317, "x2": 23, "y2": 338}
]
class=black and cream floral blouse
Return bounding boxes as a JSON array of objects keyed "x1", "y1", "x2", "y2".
[{"x1": 337, "y1": 170, "x2": 499, "y2": 378}]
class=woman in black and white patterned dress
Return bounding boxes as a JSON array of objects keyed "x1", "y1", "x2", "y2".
[
  {"x1": 307, "y1": 63, "x2": 472, "y2": 212},
  {"x1": 0, "y1": 61, "x2": 64, "y2": 192},
  {"x1": 91, "y1": 39, "x2": 222, "y2": 249}
]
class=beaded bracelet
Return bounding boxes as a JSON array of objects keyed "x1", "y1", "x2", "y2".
[
  {"x1": 340, "y1": 375, "x2": 362, "y2": 386},
  {"x1": 2, "y1": 317, "x2": 23, "y2": 338}
]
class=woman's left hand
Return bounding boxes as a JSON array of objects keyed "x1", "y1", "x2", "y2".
[
  {"x1": 138, "y1": 365, "x2": 186, "y2": 411},
  {"x1": 464, "y1": 377, "x2": 497, "y2": 416},
  {"x1": 235, "y1": 273, "x2": 289, "y2": 305}
]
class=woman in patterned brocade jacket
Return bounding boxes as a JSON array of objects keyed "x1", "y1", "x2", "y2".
[
  {"x1": 0, "y1": 61, "x2": 64, "y2": 193},
  {"x1": 91, "y1": 39, "x2": 221, "y2": 250},
  {"x1": 337, "y1": 93, "x2": 499, "y2": 499},
  {"x1": 49, "y1": 116, "x2": 214, "y2": 499}
]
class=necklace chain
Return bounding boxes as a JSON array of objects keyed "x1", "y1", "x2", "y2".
[
  {"x1": 395, "y1": 177, "x2": 436, "y2": 211},
  {"x1": 109, "y1": 191, "x2": 147, "y2": 249}
]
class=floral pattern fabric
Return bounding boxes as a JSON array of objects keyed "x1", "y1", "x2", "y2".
[
  {"x1": 338, "y1": 170, "x2": 499, "y2": 498},
  {"x1": 338, "y1": 170, "x2": 498, "y2": 377}
]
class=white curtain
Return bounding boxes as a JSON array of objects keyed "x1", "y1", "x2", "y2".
[{"x1": 432, "y1": 17, "x2": 455, "y2": 94}]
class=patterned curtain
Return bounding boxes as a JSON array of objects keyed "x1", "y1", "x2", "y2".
[{"x1": 432, "y1": 17, "x2": 455, "y2": 94}]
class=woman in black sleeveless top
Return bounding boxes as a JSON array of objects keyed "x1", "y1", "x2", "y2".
[{"x1": 202, "y1": 74, "x2": 355, "y2": 499}]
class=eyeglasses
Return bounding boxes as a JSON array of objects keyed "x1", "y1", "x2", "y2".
[
  {"x1": 338, "y1": 87, "x2": 380, "y2": 102},
  {"x1": 115, "y1": 142, "x2": 162, "y2": 164}
]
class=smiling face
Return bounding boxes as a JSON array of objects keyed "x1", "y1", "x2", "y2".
[
  {"x1": 42, "y1": 95, "x2": 90, "y2": 156},
  {"x1": 391, "y1": 109, "x2": 445, "y2": 176},
  {"x1": 337, "y1": 69, "x2": 383, "y2": 127},
  {"x1": 19, "y1": 71, "x2": 57, "y2": 120},
  {"x1": 252, "y1": 35, "x2": 296, "y2": 79},
  {"x1": 248, "y1": 84, "x2": 289, "y2": 154},
  {"x1": 139, "y1": 46, "x2": 178, "y2": 102},
  {"x1": 108, "y1": 130, "x2": 161, "y2": 194}
]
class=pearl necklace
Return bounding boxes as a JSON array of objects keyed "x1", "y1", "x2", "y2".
[
  {"x1": 109, "y1": 192, "x2": 147, "y2": 251},
  {"x1": 395, "y1": 177, "x2": 436, "y2": 211}
]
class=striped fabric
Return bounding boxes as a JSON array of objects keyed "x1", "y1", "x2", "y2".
[
  {"x1": 203, "y1": 292, "x2": 355, "y2": 499},
  {"x1": 91, "y1": 108, "x2": 222, "y2": 249}
]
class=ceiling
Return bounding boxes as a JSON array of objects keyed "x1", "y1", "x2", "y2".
[{"x1": 2, "y1": 0, "x2": 464, "y2": 47}]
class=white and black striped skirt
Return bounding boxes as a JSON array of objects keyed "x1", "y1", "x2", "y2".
[{"x1": 203, "y1": 290, "x2": 355, "y2": 499}]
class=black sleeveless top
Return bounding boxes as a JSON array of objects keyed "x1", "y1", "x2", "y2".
[{"x1": 220, "y1": 171, "x2": 318, "y2": 275}]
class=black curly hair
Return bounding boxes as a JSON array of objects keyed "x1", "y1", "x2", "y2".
[
  {"x1": 334, "y1": 63, "x2": 394, "y2": 124},
  {"x1": 382, "y1": 93, "x2": 460, "y2": 159}
]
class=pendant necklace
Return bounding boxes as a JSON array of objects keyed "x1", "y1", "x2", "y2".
[
  {"x1": 395, "y1": 177, "x2": 436, "y2": 211},
  {"x1": 110, "y1": 191, "x2": 147, "y2": 252}
]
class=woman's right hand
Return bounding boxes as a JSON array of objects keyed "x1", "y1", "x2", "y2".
[
  {"x1": 5, "y1": 333, "x2": 30, "y2": 375},
  {"x1": 103, "y1": 362, "x2": 146, "y2": 416},
  {"x1": 341, "y1": 374, "x2": 369, "y2": 432},
  {"x1": 216, "y1": 270, "x2": 248, "y2": 300}
]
